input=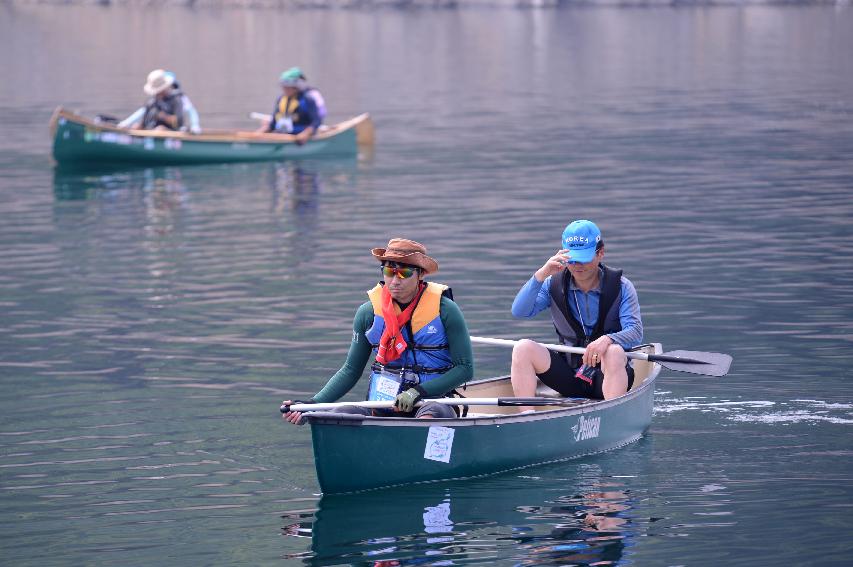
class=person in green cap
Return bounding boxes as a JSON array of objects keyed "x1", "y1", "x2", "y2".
[{"x1": 256, "y1": 67, "x2": 324, "y2": 144}]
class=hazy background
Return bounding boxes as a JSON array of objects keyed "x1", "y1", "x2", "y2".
[{"x1": 1, "y1": 4, "x2": 852, "y2": 566}]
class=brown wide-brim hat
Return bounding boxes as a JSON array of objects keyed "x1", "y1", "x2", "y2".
[{"x1": 371, "y1": 238, "x2": 439, "y2": 275}]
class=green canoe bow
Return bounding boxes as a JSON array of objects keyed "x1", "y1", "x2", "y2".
[{"x1": 50, "y1": 107, "x2": 374, "y2": 167}]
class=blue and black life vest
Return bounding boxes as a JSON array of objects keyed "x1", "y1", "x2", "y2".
[
  {"x1": 364, "y1": 282, "x2": 454, "y2": 392},
  {"x1": 549, "y1": 264, "x2": 623, "y2": 367},
  {"x1": 273, "y1": 91, "x2": 320, "y2": 134}
]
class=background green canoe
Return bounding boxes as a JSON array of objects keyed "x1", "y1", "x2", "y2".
[
  {"x1": 49, "y1": 107, "x2": 374, "y2": 167},
  {"x1": 302, "y1": 344, "x2": 662, "y2": 494}
]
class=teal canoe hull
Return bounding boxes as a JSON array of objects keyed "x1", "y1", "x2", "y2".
[
  {"x1": 50, "y1": 107, "x2": 373, "y2": 167},
  {"x1": 304, "y1": 345, "x2": 661, "y2": 494}
]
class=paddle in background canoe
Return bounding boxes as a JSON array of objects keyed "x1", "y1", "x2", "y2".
[{"x1": 470, "y1": 336, "x2": 732, "y2": 377}]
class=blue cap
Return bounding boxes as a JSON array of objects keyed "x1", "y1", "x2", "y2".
[{"x1": 561, "y1": 220, "x2": 602, "y2": 263}]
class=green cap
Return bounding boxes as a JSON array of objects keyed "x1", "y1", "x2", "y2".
[{"x1": 279, "y1": 67, "x2": 303, "y2": 87}]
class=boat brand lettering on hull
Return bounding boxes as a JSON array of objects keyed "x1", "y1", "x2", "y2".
[
  {"x1": 424, "y1": 426, "x2": 454, "y2": 463},
  {"x1": 572, "y1": 415, "x2": 601, "y2": 442}
]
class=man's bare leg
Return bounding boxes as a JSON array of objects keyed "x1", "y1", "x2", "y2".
[
  {"x1": 600, "y1": 344, "x2": 629, "y2": 400},
  {"x1": 510, "y1": 339, "x2": 553, "y2": 412}
]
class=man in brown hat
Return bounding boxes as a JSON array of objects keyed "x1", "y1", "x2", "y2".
[{"x1": 282, "y1": 238, "x2": 473, "y2": 423}]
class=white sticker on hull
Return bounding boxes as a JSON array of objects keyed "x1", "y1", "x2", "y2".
[
  {"x1": 424, "y1": 426, "x2": 455, "y2": 463},
  {"x1": 572, "y1": 415, "x2": 601, "y2": 442},
  {"x1": 99, "y1": 132, "x2": 133, "y2": 146}
]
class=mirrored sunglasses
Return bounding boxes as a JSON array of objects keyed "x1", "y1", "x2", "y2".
[{"x1": 381, "y1": 265, "x2": 418, "y2": 279}]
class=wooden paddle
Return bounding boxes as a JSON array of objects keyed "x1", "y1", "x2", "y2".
[
  {"x1": 281, "y1": 396, "x2": 589, "y2": 413},
  {"x1": 249, "y1": 111, "x2": 272, "y2": 123},
  {"x1": 470, "y1": 336, "x2": 732, "y2": 377}
]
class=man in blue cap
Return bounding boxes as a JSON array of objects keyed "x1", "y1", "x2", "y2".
[{"x1": 509, "y1": 220, "x2": 643, "y2": 402}]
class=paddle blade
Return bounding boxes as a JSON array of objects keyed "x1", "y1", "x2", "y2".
[{"x1": 654, "y1": 350, "x2": 732, "y2": 377}]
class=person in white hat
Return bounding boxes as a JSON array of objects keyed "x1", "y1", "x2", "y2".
[
  {"x1": 282, "y1": 238, "x2": 474, "y2": 424},
  {"x1": 118, "y1": 69, "x2": 201, "y2": 134}
]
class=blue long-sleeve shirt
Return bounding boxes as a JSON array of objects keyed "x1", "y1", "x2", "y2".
[{"x1": 511, "y1": 268, "x2": 643, "y2": 349}]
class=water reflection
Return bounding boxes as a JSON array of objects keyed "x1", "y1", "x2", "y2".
[
  {"x1": 282, "y1": 472, "x2": 636, "y2": 566},
  {"x1": 53, "y1": 165, "x2": 190, "y2": 235},
  {"x1": 269, "y1": 162, "x2": 322, "y2": 217},
  {"x1": 513, "y1": 488, "x2": 632, "y2": 566},
  {"x1": 51, "y1": 161, "x2": 325, "y2": 239},
  {"x1": 53, "y1": 161, "x2": 325, "y2": 214},
  {"x1": 45, "y1": 159, "x2": 353, "y2": 388}
]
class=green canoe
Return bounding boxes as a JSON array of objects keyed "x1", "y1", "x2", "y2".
[
  {"x1": 300, "y1": 344, "x2": 662, "y2": 494},
  {"x1": 49, "y1": 107, "x2": 374, "y2": 167}
]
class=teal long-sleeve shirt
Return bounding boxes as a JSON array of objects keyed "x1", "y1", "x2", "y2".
[{"x1": 311, "y1": 296, "x2": 474, "y2": 403}]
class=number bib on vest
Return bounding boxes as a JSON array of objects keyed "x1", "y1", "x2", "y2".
[{"x1": 367, "y1": 369, "x2": 419, "y2": 402}]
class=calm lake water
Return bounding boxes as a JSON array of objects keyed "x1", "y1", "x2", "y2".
[{"x1": 2, "y1": 4, "x2": 853, "y2": 566}]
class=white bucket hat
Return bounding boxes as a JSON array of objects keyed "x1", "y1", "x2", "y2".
[{"x1": 143, "y1": 69, "x2": 175, "y2": 96}]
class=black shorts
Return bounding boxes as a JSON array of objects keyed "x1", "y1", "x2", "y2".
[{"x1": 536, "y1": 351, "x2": 635, "y2": 400}]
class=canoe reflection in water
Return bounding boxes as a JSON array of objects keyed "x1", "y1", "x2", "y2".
[
  {"x1": 281, "y1": 469, "x2": 637, "y2": 566},
  {"x1": 53, "y1": 165, "x2": 189, "y2": 214},
  {"x1": 268, "y1": 162, "x2": 320, "y2": 217},
  {"x1": 264, "y1": 161, "x2": 323, "y2": 265},
  {"x1": 53, "y1": 166, "x2": 190, "y2": 236}
]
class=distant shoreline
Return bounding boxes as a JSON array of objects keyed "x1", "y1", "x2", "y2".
[{"x1": 7, "y1": 0, "x2": 845, "y2": 8}]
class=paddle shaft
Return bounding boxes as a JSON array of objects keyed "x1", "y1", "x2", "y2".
[
  {"x1": 281, "y1": 397, "x2": 587, "y2": 413},
  {"x1": 472, "y1": 336, "x2": 660, "y2": 360},
  {"x1": 471, "y1": 336, "x2": 732, "y2": 377},
  {"x1": 472, "y1": 336, "x2": 703, "y2": 365}
]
